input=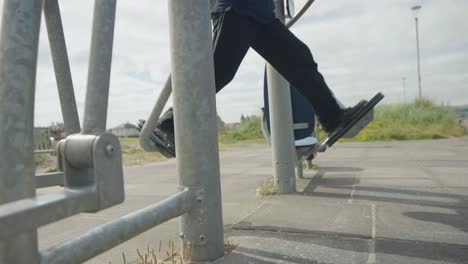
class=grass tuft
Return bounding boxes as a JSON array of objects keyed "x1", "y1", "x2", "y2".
[
  {"x1": 256, "y1": 177, "x2": 278, "y2": 196},
  {"x1": 224, "y1": 239, "x2": 239, "y2": 254},
  {"x1": 118, "y1": 239, "x2": 236, "y2": 264}
]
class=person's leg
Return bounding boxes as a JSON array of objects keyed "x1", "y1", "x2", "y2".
[
  {"x1": 156, "y1": 12, "x2": 259, "y2": 139},
  {"x1": 212, "y1": 12, "x2": 259, "y2": 92},
  {"x1": 251, "y1": 19, "x2": 343, "y2": 131}
]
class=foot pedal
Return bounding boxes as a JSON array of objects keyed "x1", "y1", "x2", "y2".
[
  {"x1": 137, "y1": 120, "x2": 176, "y2": 158},
  {"x1": 325, "y1": 92, "x2": 384, "y2": 147}
]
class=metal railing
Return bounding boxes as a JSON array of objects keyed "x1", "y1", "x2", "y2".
[
  {"x1": 0, "y1": 0, "x2": 318, "y2": 263},
  {"x1": 0, "y1": 0, "x2": 222, "y2": 263}
]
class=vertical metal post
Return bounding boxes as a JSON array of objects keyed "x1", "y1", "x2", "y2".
[
  {"x1": 0, "y1": 0, "x2": 43, "y2": 263},
  {"x1": 168, "y1": 0, "x2": 224, "y2": 261},
  {"x1": 43, "y1": 0, "x2": 81, "y2": 135},
  {"x1": 415, "y1": 17, "x2": 422, "y2": 99},
  {"x1": 296, "y1": 160, "x2": 304, "y2": 179},
  {"x1": 82, "y1": 0, "x2": 116, "y2": 135},
  {"x1": 267, "y1": 0, "x2": 297, "y2": 194}
]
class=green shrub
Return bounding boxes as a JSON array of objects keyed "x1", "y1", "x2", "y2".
[
  {"x1": 219, "y1": 115, "x2": 263, "y2": 143},
  {"x1": 350, "y1": 98, "x2": 466, "y2": 142}
]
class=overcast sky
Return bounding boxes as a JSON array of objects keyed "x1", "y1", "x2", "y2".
[{"x1": 2, "y1": 0, "x2": 467, "y2": 127}]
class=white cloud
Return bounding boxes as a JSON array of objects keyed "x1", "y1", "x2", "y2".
[{"x1": 0, "y1": 0, "x2": 466, "y2": 127}]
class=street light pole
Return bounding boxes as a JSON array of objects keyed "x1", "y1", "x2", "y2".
[{"x1": 412, "y1": 5, "x2": 422, "y2": 99}]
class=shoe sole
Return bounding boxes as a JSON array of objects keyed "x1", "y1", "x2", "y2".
[
  {"x1": 325, "y1": 92, "x2": 384, "y2": 147},
  {"x1": 137, "y1": 120, "x2": 176, "y2": 158}
]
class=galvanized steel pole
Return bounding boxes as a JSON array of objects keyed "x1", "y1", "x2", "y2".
[
  {"x1": 82, "y1": 0, "x2": 116, "y2": 135},
  {"x1": 415, "y1": 16, "x2": 422, "y2": 99},
  {"x1": 43, "y1": 0, "x2": 81, "y2": 135},
  {"x1": 168, "y1": 0, "x2": 224, "y2": 261},
  {"x1": 0, "y1": 0, "x2": 43, "y2": 263},
  {"x1": 267, "y1": 0, "x2": 297, "y2": 194}
]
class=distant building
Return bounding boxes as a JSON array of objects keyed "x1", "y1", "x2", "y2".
[
  {"x1": 109, "y1": 123, "x2": 140, "y2": 138},
  {"x1": 225, "y1": 123, "x2": 241, "y2": 130}
]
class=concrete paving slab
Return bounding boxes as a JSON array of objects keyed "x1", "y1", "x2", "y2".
[
  {"x1": 419, "y1": 160, "x2": 468, "y2": 168},
  {"x1": 358, "y1": 167, "x2": 431, "y2": 179},
  {"x1": 223, "y1": 230, "x2": 369, "y2": 264},
  {"x1": 351, "y1": 187, "x2": 466, "y2": 208},
  {"x1": 232, "y1": 196, "x2": 372, "y2": 238},
  {"x1": 302, "y1": 173, "x2": 360, "y2": 189},
  {"x1": 375, "y1": 238, "x2": 468, "y2": 264},
  {"x1": 297, "y1": 182, "x2": 353, "y2": 203},
  {"x1": 358, "y1": 178, "x2": 438, "y2": 187},
  {"x1": 429, "y1": 168, "x2": 468, "y2": 187},
  {"x1": 375, "y1": 204, "x2": 468, "y2": 245}
]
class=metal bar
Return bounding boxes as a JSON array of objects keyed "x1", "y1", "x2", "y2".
[
  {"x1": 34, "y1": 149, "x2": 56, "y2": 154},
  {"x1": 266, "y1": 0, "x2": 296, "y2": 194},
  {"x1": 169, "y1": 0, "x2": 225, "y2": 261},
  {"x1": 139, "y1": 0, "x2": 230, "y2": 152},
  {"x1": 0, "y1": 188, "x2": 96, "y2": 238},
  {"x1": 82, "y1": 0, "x2": 116, "y2": 134},
  {"x1": 260, "y1": 112, "x2": 271, "y2": 145},
  {"x1": 267, "y1": 0, "x2": 297, "y2": 194},
  {"x1": 296, "y1": 160, "x2": 304, "y2": 179},
  {"x1": 286, "y1": 0, "x2": 316, "y2": 28},
  {"x1": 43, "y1": 0, "x2": 81, "y2": 135},
  {"x1": 139, "y1": 76, "x2": 172, "y2": 151},
  {"x1": 40, "y1": 189, "x2": 195, "y2": 264},
  {"x1": 314, "y1": 116, "x2": 320, "y2": 142},
  {"x1": 415, "y1": 17, "x2": 422, "y2": 98},
  {"x1": 267, "y1": 65, "x2": 296, "y2": 194},
  {"x1": 35, "y1": 172, "x2": 64, "y2": 188},
  {"x1": 0, "y1": 0, "x2": 43, "y2": 262}
]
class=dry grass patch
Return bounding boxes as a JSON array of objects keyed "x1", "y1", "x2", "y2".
[
  {"x1": 256, "y1": 177, "x2": 278, "y2": 196},
  {"x1": 119, "y1": 239, "x2": 238, "y2": 264},
  {"x1": 35, "y1": 153, "x2": 57, "y2": 173}
]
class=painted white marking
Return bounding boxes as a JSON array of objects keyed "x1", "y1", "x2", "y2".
[{"x1": 366, "y1": 204, "x2": 377, "y2": 264}]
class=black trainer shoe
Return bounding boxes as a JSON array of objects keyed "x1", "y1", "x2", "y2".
[
  {"x1": 324, "y1": 92, "x2": 385, "y2": 147},
  {"x1": 324, "y1": 100, "x2": 367, "y2": 135},
  {"x1": 155, "y1": 123, "x2": 175, "y2": 150},
  {"x1": 137, "y1": 119, "x2": 176, "y2": 158}
]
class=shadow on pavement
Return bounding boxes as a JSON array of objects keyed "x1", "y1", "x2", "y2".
[
  {"x1": 230, "y1": 247, "x2": 324, "y2": 264},
  {"x1": 300, "y1": 169, "x2": 468, "y2": 210},
  {"x1": 404, "y1": 211, "x2": 468, "y2": 233},
  {"x1": 231, "y1": 227, "x2": 468, "y2": 263}
]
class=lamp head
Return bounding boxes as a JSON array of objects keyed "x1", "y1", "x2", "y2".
[{"x1": 411, "y1": 5, "x2": 422, "y2": 18}]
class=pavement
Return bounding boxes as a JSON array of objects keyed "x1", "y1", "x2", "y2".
[{"x1": 38, "y1": 137, "x2": 468, "y2": 264}]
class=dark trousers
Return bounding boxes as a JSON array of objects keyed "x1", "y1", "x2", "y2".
[{"x1": 159, "y1": 11, "x2": 342, "y2": 133}]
